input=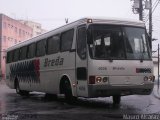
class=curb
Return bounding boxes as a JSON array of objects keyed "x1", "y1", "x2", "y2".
[{"x1": 153, "y1": 85, "x2": 160, "y2": 99}]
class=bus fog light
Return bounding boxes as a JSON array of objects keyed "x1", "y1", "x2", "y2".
[
  {"x1": 144, "y1": 76, "x2": 148, "y2": 81},
  {"x1": 148, "y1": 76, "x2": 152, "y2": 81},
  {"x1": 103, "y1": 77, "x2": 109, "y2": 82},
  {"x1": 96, "y1": 77, "x2": 102, "y2": 83}
]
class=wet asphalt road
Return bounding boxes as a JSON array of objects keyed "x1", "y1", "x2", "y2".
[{"x1": 0, "y1": 83, "x2": 160, "y2": 120}]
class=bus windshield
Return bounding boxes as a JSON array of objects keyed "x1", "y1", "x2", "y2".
[{"x1": 88, "y1": 24, "x2": 151, "y2": 60}]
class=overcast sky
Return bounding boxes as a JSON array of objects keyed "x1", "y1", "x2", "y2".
[{"x1": 0, "y1": 0, "x2": 159, "y2": 46}]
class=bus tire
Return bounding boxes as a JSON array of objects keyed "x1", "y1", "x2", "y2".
[
  {"x1": 112, "y1": 95, "x2": 121, "y2": 105},
  {"x1": 15, "y1": 79, "x2": 29, "y2": 96},
  {"x1": 60, "y1": 78, "x2": 76, "y2": 103}
]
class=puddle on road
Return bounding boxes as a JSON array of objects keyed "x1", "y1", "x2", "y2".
[{"x1": 1, "y1": 85, "x2": 160, "y2": 118}]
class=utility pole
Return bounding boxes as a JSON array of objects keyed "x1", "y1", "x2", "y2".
[
  {"x1": 158, "y1": 44, "x2": 159, "y2": 89},
  {"x1": 149, "y1": 0, "x2": 152, "y2": 44},
  {"x1": 131, "y1": 0, "x2": 153, "y2": 48},
  {"x1": 131, "y1": 0, "x2": 144, "y2": 21},
  {"x1": 139, "y1": 0, "x2": 143, "y2": 21}
]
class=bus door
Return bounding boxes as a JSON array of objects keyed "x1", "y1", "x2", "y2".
[{"x1": 76, "y1": 25, "x2": 88, "y2": 97}]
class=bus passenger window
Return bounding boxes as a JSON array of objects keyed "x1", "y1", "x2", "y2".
[
  {"x1": 61, "y1": 29, "x2": 74, "y2": 52},
  {"x1": 27, "y1": 43, "x2": 36, "y2": 58},
  {"x1": 7, "y1": 51, "x2": 13, "y2": 63},
  {"x1": 36, "y1": 39, "x2": 46, "y2": 57},
  {"x1": 47, "y1": 35, "x2": 60, "y2": 54},
  {"x1": 19, "y1": 46, "x2": 27, "y2": 60},
  {"x1": 13, "y1": 49, "x2": 19, "y2": 62}
]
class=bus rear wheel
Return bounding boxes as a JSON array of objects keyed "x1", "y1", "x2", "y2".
[
  {"x1": 15, "y1": 80, "x2": 29, "y2": 96},
  {"x1": 112, "y1": 95, "x2": 121, "y2": 105}
]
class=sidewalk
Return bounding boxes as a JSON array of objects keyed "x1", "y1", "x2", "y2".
[
  {"x1": 0, "y1": 79, "x2": 6, "y2": 85},
  {"x1": 153, "y1": 83, "x2": 160, "y2": 99}
]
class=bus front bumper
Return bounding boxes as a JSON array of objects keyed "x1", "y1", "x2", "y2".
[{"x1": 88, "y1": 83, "x2": 154, "y2": 97}]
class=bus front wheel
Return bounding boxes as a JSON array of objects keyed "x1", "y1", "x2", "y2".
[
  {"x1": 112, "y1": 95, "x2": 121, "y2": 105},
  {"x1": 60, "y1": 79, "x2": 76, "y2": 102}
]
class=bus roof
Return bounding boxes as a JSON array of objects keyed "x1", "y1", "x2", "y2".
[{"x1": 6, "y1": 17, "x2": 145, "y2": 52}]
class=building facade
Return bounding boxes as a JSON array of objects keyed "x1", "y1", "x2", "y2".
[
  {"x1": 19, "y1": 20, "x2": 47, "y2": 37},
  {"x1": 0, "y1": 14, "x2": 33, "y2": 79}
]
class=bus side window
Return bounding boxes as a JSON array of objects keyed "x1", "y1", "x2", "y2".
[
  {"x1": 47, "y1": 35, "x2": 60, "y2": 54},
  {"x1": 7, "y1": 51, "x2": 13, "y2": 63},
  {"x1": 13, "y1": 49, "x2": 19, "y2": 62},
  {"x1": 36, "y1": 39, "x2": 46, "y2": 57},
  {"x1": 77, "y1": 26, "x2": 87, "y2": 59},
  {"x1": 61, "y1": 29, "x2": 74, "y2": 52},
  {"x1": 27, "y1": 43, "x2": 36, "y2": 59},
  {"x1": 19, "y1": 46, "x2": 27, "y2": 60}
]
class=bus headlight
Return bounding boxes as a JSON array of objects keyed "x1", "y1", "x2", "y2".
[
  {"x1": 148, "y1": 76, "x2": 152, "y2": 81},
  {"x1": 148, "y1": 76, "x2": 155, "y2": 82},
  {"x1": 144, "y1": 76, "x2": 148, "y2": 81},
  {"x1": 96, "y1": 77, "x2": 102, "y2": 83},
  {"x1": 90, "y1": 76, "x2": 109, "y2": 84},
  {"x1": 144, "y1": 76, "x2": 155, "y2": 82}
]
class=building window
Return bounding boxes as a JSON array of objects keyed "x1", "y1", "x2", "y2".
[
  {"x1": 3, "y1": 36, "x2": 6, "y2": 42},
  {"x1": 15, "y1": 27, "x2": 17, "y2": 33},
  {"x1": 23, "y1": 30, "x2": 25, "y2": 36},
  {"x1": 15, "y1": 39, "x2": 17, "y2": 44},
  {"x1": 3, "y1": 22, "x2": 6, "y2": 28},
  {"x1": 37, "y1": 32, "x2": 41, "y2": 35},
  {"x1": 19, "y1": 29, "x2": 21, "y2": 36},
  {"x1": 36, "y1": 26, "x2": 40, "y2": 29}
]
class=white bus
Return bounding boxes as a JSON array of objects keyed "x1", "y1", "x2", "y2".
[{"x1": 6, "y1": 18, "x2": 154, "y2": 104}]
